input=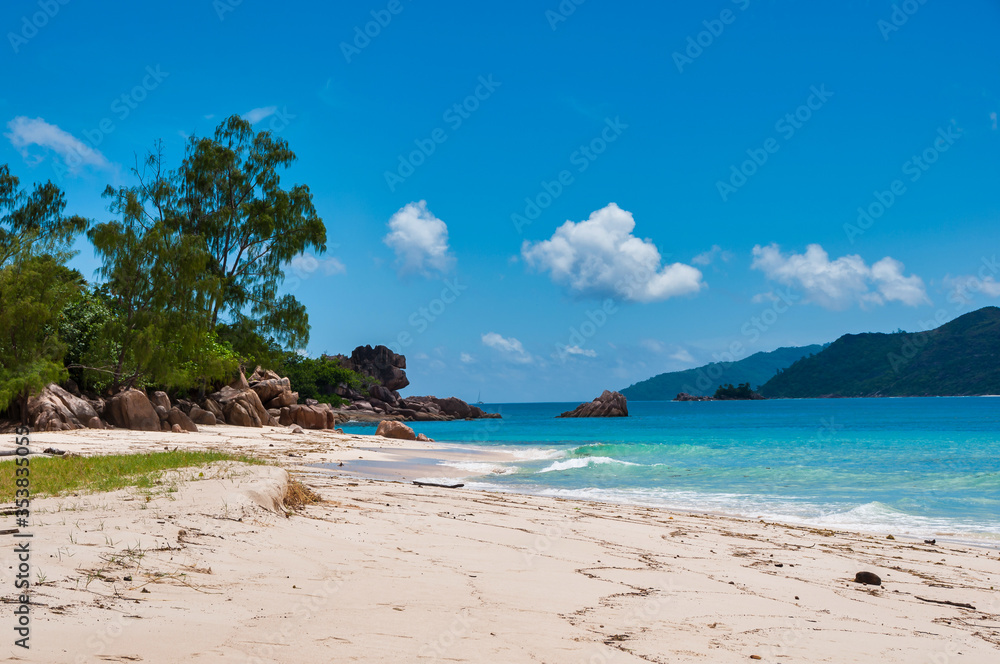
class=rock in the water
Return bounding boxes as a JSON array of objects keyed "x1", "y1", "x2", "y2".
[
  {"x1": 107, "y1": 389, "x2": 161, "y2": 431},
  {"x1": 166, "y1": 408, "x2": 198, "y2": 432},
  {"x1": 189, "y1": 406, "x2": 217, "y2": 426},
  {"x1": 558, "y1": 390, "x2": 629, "y2": 418},
  {"x1": 854, "y1": 571, "x2": 882, "y2": 586},
  {"x1": 368, "y1": 384, "x2": 399, "y2": 406},
  {"x1": 338, "y1": 345, "x2": 409, "y2": 391},
  {"x1": 27, "y1": 383, "x2": 101, "y2": 431},
  {"x1": 375, "y1": 420, "x2": 417, "y2": 440},
  {"x1": 673, "y1": 392, "x2": 714, "y2": 402}
]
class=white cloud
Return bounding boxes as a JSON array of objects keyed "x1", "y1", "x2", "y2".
[
  {"x1": 562, "y1": 345, "x2": 597, "y2": 358},
  {"x1": 640, "y1": 339, "x2": 664, "y2": 353},
  {"x1": 482, "y1": 332, "x2": 532, "y2": 364},
  {"x1": 670, "y1": 349, "x2": 696, "y2": 363},
  {"x1": 521, "y1": 203, "x2": 704, "y2": 303},
  {"x1": 243, "y1": 106, "x2": 278, "y2": 124},
  {"x1": 751, "y1": 243, "x2": 929, "y2": 309},
  {"x1": 691, "y1": 244, "x2": 733, "y2": 266},
  {"x1": 870, "y1": 257, "x2": 930, "y2": 307},
  {"x1": 944, "y1": 274, "x2": 1000, "y2": 305},
  {"x1": 460, "y1": 352, "x2": 476, "y2": 364},
  {"x1": 384, "y1": 201, "x2": 455, "y2": 278},
  {"x1": 5, "y1": 116, "x2": 110, "y2": 173},
  {"x1": 289, "y1": 253, "x2": 346, "y2": 278}
]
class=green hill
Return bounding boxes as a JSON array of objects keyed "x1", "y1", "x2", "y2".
[
  {"x1": 621, "y1": 345, "x2": 825, "y2": 400},
  {"x1": 759, "y1": 307, "x2": 1000, "y2": 398}
]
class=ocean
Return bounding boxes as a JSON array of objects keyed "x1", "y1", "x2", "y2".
[{"x1": 340, "y1": 397, "x2": 1000, "y2": 545}]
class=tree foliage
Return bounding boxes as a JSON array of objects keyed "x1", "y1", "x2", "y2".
[
  {"x1": 278, "y1": 354, "x2": 368, "y2": 406},
  {"x1": 0, "y1": 164, "x2": 87, "y2": 418},
  {"x1": 0, "y1": 256, "x2": 82, "y2": 418},
  {"x1": 178, "y1": 115, "x2": 326, "y2": 349},
  {"x1": 713, "y1": 382, "x2": 759, "y2": 400},
  {"x1": 0, "y1": 164, "x2": 87, "y2": 268},
  {"x1": 86, "y1": 148, "x2": 221, "y2": 392}
]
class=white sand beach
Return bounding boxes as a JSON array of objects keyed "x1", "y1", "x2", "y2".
[{"x1": 6, "y1": 425, "x2": 1000, "y2": 663}]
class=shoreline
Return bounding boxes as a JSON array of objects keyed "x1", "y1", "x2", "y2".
[
  {"x1": 330, "y1": 432, "x2": 1000, "y2": 552},
  {"x1": 6, "y1": 426, "x2": 1000, "y2": 661}
]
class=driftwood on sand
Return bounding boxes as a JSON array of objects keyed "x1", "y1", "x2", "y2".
[{"x1": 413, "y1": 481, "x2": 465, "y2": 489}]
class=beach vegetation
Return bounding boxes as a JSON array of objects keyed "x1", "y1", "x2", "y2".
[
  {"x1": 278, "y1": 353, "x2": 370, "y2": 406},
  {"x1": 0, "y1": 450, "x2": 262, "y2": 501}
]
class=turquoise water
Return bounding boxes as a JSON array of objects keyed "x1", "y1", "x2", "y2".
[{"x1": 340, "y1": 398, "x2": 1000, "y2": 543}]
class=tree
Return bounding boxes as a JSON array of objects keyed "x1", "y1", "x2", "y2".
[
  {"x1": 0, "y1": 256, "x2": 82, "y2": 420},
  {"x1": 86, "y1": 148, "x2": 226, "y2": 392},
  {"x1": 178, "y1": 115, "x2": 326, "y2": 350},
  {"x1": 0, "y1": 164, "x2": 87, "y2": 419},
  {"x1": 0, "y1": 163, "x2": 87, "y2": 268}
]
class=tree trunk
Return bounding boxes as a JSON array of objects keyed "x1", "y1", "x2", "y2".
[{"x1": 17, "y1": 391, "x2": 29, "y2": 426}]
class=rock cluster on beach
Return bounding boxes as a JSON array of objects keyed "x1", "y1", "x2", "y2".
[
  {"x1": 20, "y1": 344, "x2": 498, "y2": 432},
  {"x1": 328, "y1": 345, "x2": 500, "y2": 423},
  {"x1": 558, "y1": 390, "x2": 629, "y2": 418}
]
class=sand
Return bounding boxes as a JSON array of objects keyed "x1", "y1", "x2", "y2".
[{"x1": 4, "y1": 425, "x2": 1000, "y2": 663}]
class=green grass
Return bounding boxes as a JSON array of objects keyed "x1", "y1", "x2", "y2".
[{"x1": 0, "y1": 450, "x2": 263, "y2": 501}]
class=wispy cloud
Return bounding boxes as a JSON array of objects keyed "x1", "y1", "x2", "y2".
[
  {"x1": 482, "y1": 332, "x2": 533, "y2": 364},
  {"x1": 555, "y1": 344, "x2": 597, "y2": 361},
  {"x1": 691, "y1": 244, "x2": 733, "y2": 266},
  {"x1": 243, "y1": 106, "x2": 278, "y2": 124},
  {"x1": 290, "y1": 252, "x2": 346, "y2": 278},
  {"x1": 5, "y1": 116, "x2": 110, "y2": 173}
]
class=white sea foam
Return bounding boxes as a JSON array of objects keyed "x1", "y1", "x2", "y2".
[
  {"x1": 506, "y1": 447, "x2": 566, "y2": 461},
  {"x1": 438, "y1": 461, "x2": 516, "y2": 476},
  {"x1": 537, "y1": 456, "x2": 639, "y2": 473},
  {"x1": 517, "y1": 488, "x2": 1000, "y2": 546}
]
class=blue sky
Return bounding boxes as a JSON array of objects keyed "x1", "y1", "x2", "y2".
[{"x1": 2, "y1": 0, "x2": 999, "y2": 402}]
